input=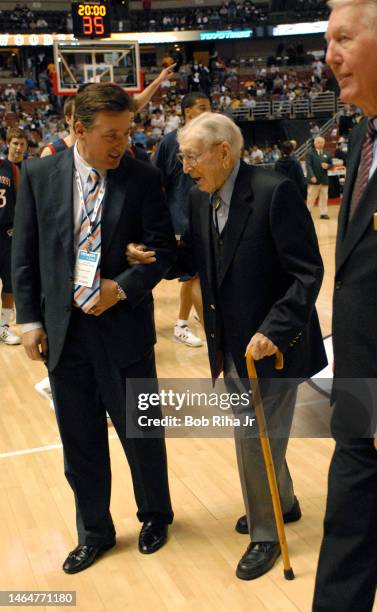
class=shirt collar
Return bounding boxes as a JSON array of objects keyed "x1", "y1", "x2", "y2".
[
  {"x1": 214, "y1": 159, "x2": 240, "y2": 207},
  {"x1": 73, "y1": 143, "x2": 106, "y2": 186}
]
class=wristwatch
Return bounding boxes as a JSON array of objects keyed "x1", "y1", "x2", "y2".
[{"x1": 115, "y1": 283, "x2": 127, "y2": 301}]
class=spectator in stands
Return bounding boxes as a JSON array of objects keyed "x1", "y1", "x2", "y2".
[
  {"x1": 242, "y1": 94, "x2": 256, "y2": 110},
  {"x1": 132, "y1": 125, "x2": 149, "y2": 150},
  {"x1": 24, "y1": 72, "x2": 37, "y2": 97},
  {"x1": 306, "y1": 135, "x2": 332, "y2": 219},
  {"x1": 230, "y1": 95, "x2": 241, "y2": 110},
  {"x1": 4, "y1": 85, "x2": 16, "y2": 100},
  {"x1": 271, "y1": 144, "x2": 281, "y2": 161},
  {"x1": 36, "y1": 17, "x2": 48, "y2": 29},
  {"x1": 219, "y1": 91, "x2": 231, "y2": 109},
  {"x1": 275, "y1": 140, "x2": 306, "y2": 198},
  {"x1": 309, "y1": 121, "x2": 321, "y2": 139},
  {"x1": 150, "y1": 109, "x2": 165, "y2": 138},
  {"x1": 263, "y1": 146, "x2": 275, "y2": 163},
  {"x1": 164, "y1": 109, "x2": 180, "y2": 134},
  {"x1": 335, "y1": 137, "x2": 348, "y2": 166},
  {"x1": 250, "y1": 144, "x2": 264, "y2": 164}
]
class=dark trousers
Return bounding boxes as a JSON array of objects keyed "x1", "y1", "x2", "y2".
[
  {"x1": 313, "y1": 439, "x2": 377, "y2": 612},
  {"x1": 49, "y1": 308, "x2": 173, "y2": 547}
]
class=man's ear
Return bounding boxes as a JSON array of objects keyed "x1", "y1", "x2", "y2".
[
  {"x1": 222, "y1": 142, "x2": 232, "y2": 169},
  {"x1": 74, "y1": 120, "x2": 85, "y2": 137}
]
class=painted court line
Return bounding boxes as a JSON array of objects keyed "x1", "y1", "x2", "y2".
[{"x1": 0, "y1": 434, "x2": 119, "y2": 459}]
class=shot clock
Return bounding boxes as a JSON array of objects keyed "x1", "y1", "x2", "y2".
[{"x1": 72, "y1": 1, "x2": 112, "y2": 39}]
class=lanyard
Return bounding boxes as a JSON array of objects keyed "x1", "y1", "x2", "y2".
[{"x1": 75, "y1": 169, "x2": 106, "y2": 240}]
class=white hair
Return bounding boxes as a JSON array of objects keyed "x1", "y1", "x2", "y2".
[
  {"x1": 328, "y1": 0, "x2": 377, "y2": 30},
  {"x1": 178, "y1": 112, "x2": 244, "y2": 160}
]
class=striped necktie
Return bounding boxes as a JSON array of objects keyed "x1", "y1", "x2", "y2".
[
  {"x1": 74, "y1": 168, "x2": 102, "y2": 313},
  {"x1": 348, "y1": 118, "x2": 376, "y2": 221},
  {"x1": 212, "y1": 194, "x2": 222, "y2": 234}
]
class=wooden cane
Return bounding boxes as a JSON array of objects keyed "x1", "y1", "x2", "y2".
[{"x1": 245, "y1": 348, "x2": 295, "y2": 580}]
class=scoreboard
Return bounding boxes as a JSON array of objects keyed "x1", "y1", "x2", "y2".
[{"x1": 72, "y1": 2, "x2": 112, "y2": 39}]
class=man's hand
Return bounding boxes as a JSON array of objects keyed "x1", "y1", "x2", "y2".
[
  {"x1": 23, "y1": 328, "x2": 48, "y2": 362},
  {"x1": 246, "y1": 332, "x2": 278, "y2": 360},
  {"x1": 374, "y1": 434, "x2": 377, "y2": 452},
  {"x1": 126, "y1": 242, "x2": 156, "y2": 265},
  {"x1": 89, "y1": 279, "x2": 120, "y2": 316},
  {"x1": 310, "y1": 176, "x2": 318, "y2": 184},
  {"x1": 156, "y1": 63, "x2": 177, "y2": 84},
  {"x1": 321, "y1": 162, "x2": 329, "y2": 170}
]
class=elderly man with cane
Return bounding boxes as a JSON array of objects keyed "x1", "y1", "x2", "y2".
[{"x1": 129, "y1": 112, "x2": 327, "y2": 580}]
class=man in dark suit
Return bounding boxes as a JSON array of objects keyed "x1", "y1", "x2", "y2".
[
  {"x1": 12, "y1": 84, "x2": 176, "y2": 574},
  {"x1": 306, "y1": 136, "x2": 333, "y2": 219},
  {"x1": 129, "y1": 112, "x2": 327, "y2": 579},
  {"x1": 313, "y1": 2, "x2": 377, "y2": 610}
]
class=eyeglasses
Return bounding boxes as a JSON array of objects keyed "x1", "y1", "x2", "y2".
[
  {"x1": 176, "y1": 151, "x2": 205, "y2": 168},
  {"x1": 176, "y1": 142, "x2": 222, "y2": 168}
]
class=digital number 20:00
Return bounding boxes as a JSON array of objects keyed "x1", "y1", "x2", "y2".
[{"x1": 78, "y1": 4, "x2": 107, "y2": 17}]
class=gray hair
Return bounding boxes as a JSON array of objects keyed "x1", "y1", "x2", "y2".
[
  {"x1": 328, "y1": 0, "x2": 377, "y2": 30},
  {"x1": 178, "y1": 112, "x2": 244, "y2": 159}
]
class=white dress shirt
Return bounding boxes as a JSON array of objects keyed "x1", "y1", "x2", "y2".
[{"x1": 22, "y1": 144, "x2": 106, "y2": 333}]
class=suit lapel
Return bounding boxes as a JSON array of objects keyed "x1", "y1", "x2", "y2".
[
  {"x1": 336, "y1": 125, "x2": 364, "y2": 250},
  {"x1": 218, "y1": 161, "x2": 253, "y2": 285},
  {"x1": 336, "y1": 121, "x2": 375, "y2": 273},
  {"x1": 336, "y1": 173, "x2": 377, "y2": 273},
  {"x1": 100, "y1": 162, "x2": 127, "y2": 258},
  {"x1": 52, "y1": 149, "x2": 74, "y2": 273},
  {"x1": 196, "y1": 189, "x2": 214, "y2": 287}
]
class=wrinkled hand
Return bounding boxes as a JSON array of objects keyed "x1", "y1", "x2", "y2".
[
  {"x1": 310, "y1": 176, "x2": 318, "y2": 184},
  {"x1": 126, "y1": 242, "x2": 156, "y2": 265},
  {"x1": 246, "y1": 332, "x2": 278, "y2": 360},
  {"x1": 157, "y1": 63, "x2": 177, "y2": 83},
  {"x1": 89, "y1": 279, "x2": 119, "y2": 316},
  {"x1": 23, "y1": 328, "x2": 48, "y2": 362}
]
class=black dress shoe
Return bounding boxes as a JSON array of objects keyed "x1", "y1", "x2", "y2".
[
  {"x1": 63, "y1": 541, "x2": 115, "y2": 574},
  {"x1": 138, "y1": 521, "x2": 168, "y2": 554},
  {"x1": 236, "y1": 542, "x2": 281, "y2": 580},
  {"x1": 235, "y1": 496, "x2": 302, "y2": 534}
]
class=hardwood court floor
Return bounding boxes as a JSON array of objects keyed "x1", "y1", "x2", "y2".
[{"x1": 1, "y1": 205, "x2": 375, "y2": 612}]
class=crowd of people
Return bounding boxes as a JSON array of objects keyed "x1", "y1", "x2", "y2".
[
  {"x1": 129, "y1": 1, "x2": 268, "y2": 32},
  {"x1": 0, "y1": 65, "x2": 353, "y2": 172},
  {"x1": 0, "y1": 0, "x2": 329, "y2": 35}
]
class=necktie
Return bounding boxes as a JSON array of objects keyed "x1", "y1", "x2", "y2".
[
  {"x1": 212, "y1": 194, "x2": 222, "y2": 234},
  {"x1": 74, "y1": 168, "x2": 102, "y2": 313},
  {"x1": 348, "y1": 118, "x2": 376, "y2": 221}
]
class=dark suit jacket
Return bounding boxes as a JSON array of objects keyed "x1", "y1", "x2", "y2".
[
  {"x1": 12, "y1": 148, "x2": 176, "y2": 372},
  {"x1": 333, "y1": 119, "x2": 377, "y2": 377},
  {"x1": 306, "y1": 148, "x2": 333, "y2": 185},
  {"x1": 180, "y1": 160, "x2": 327, "y2": 380},
  {"x1": 331, "y1": 118, "x2": 377, "y2": 437}
]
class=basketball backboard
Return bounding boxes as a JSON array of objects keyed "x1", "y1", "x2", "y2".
[{"x1": 53, "y1": 38, "x2": 142, "y2": 95}]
